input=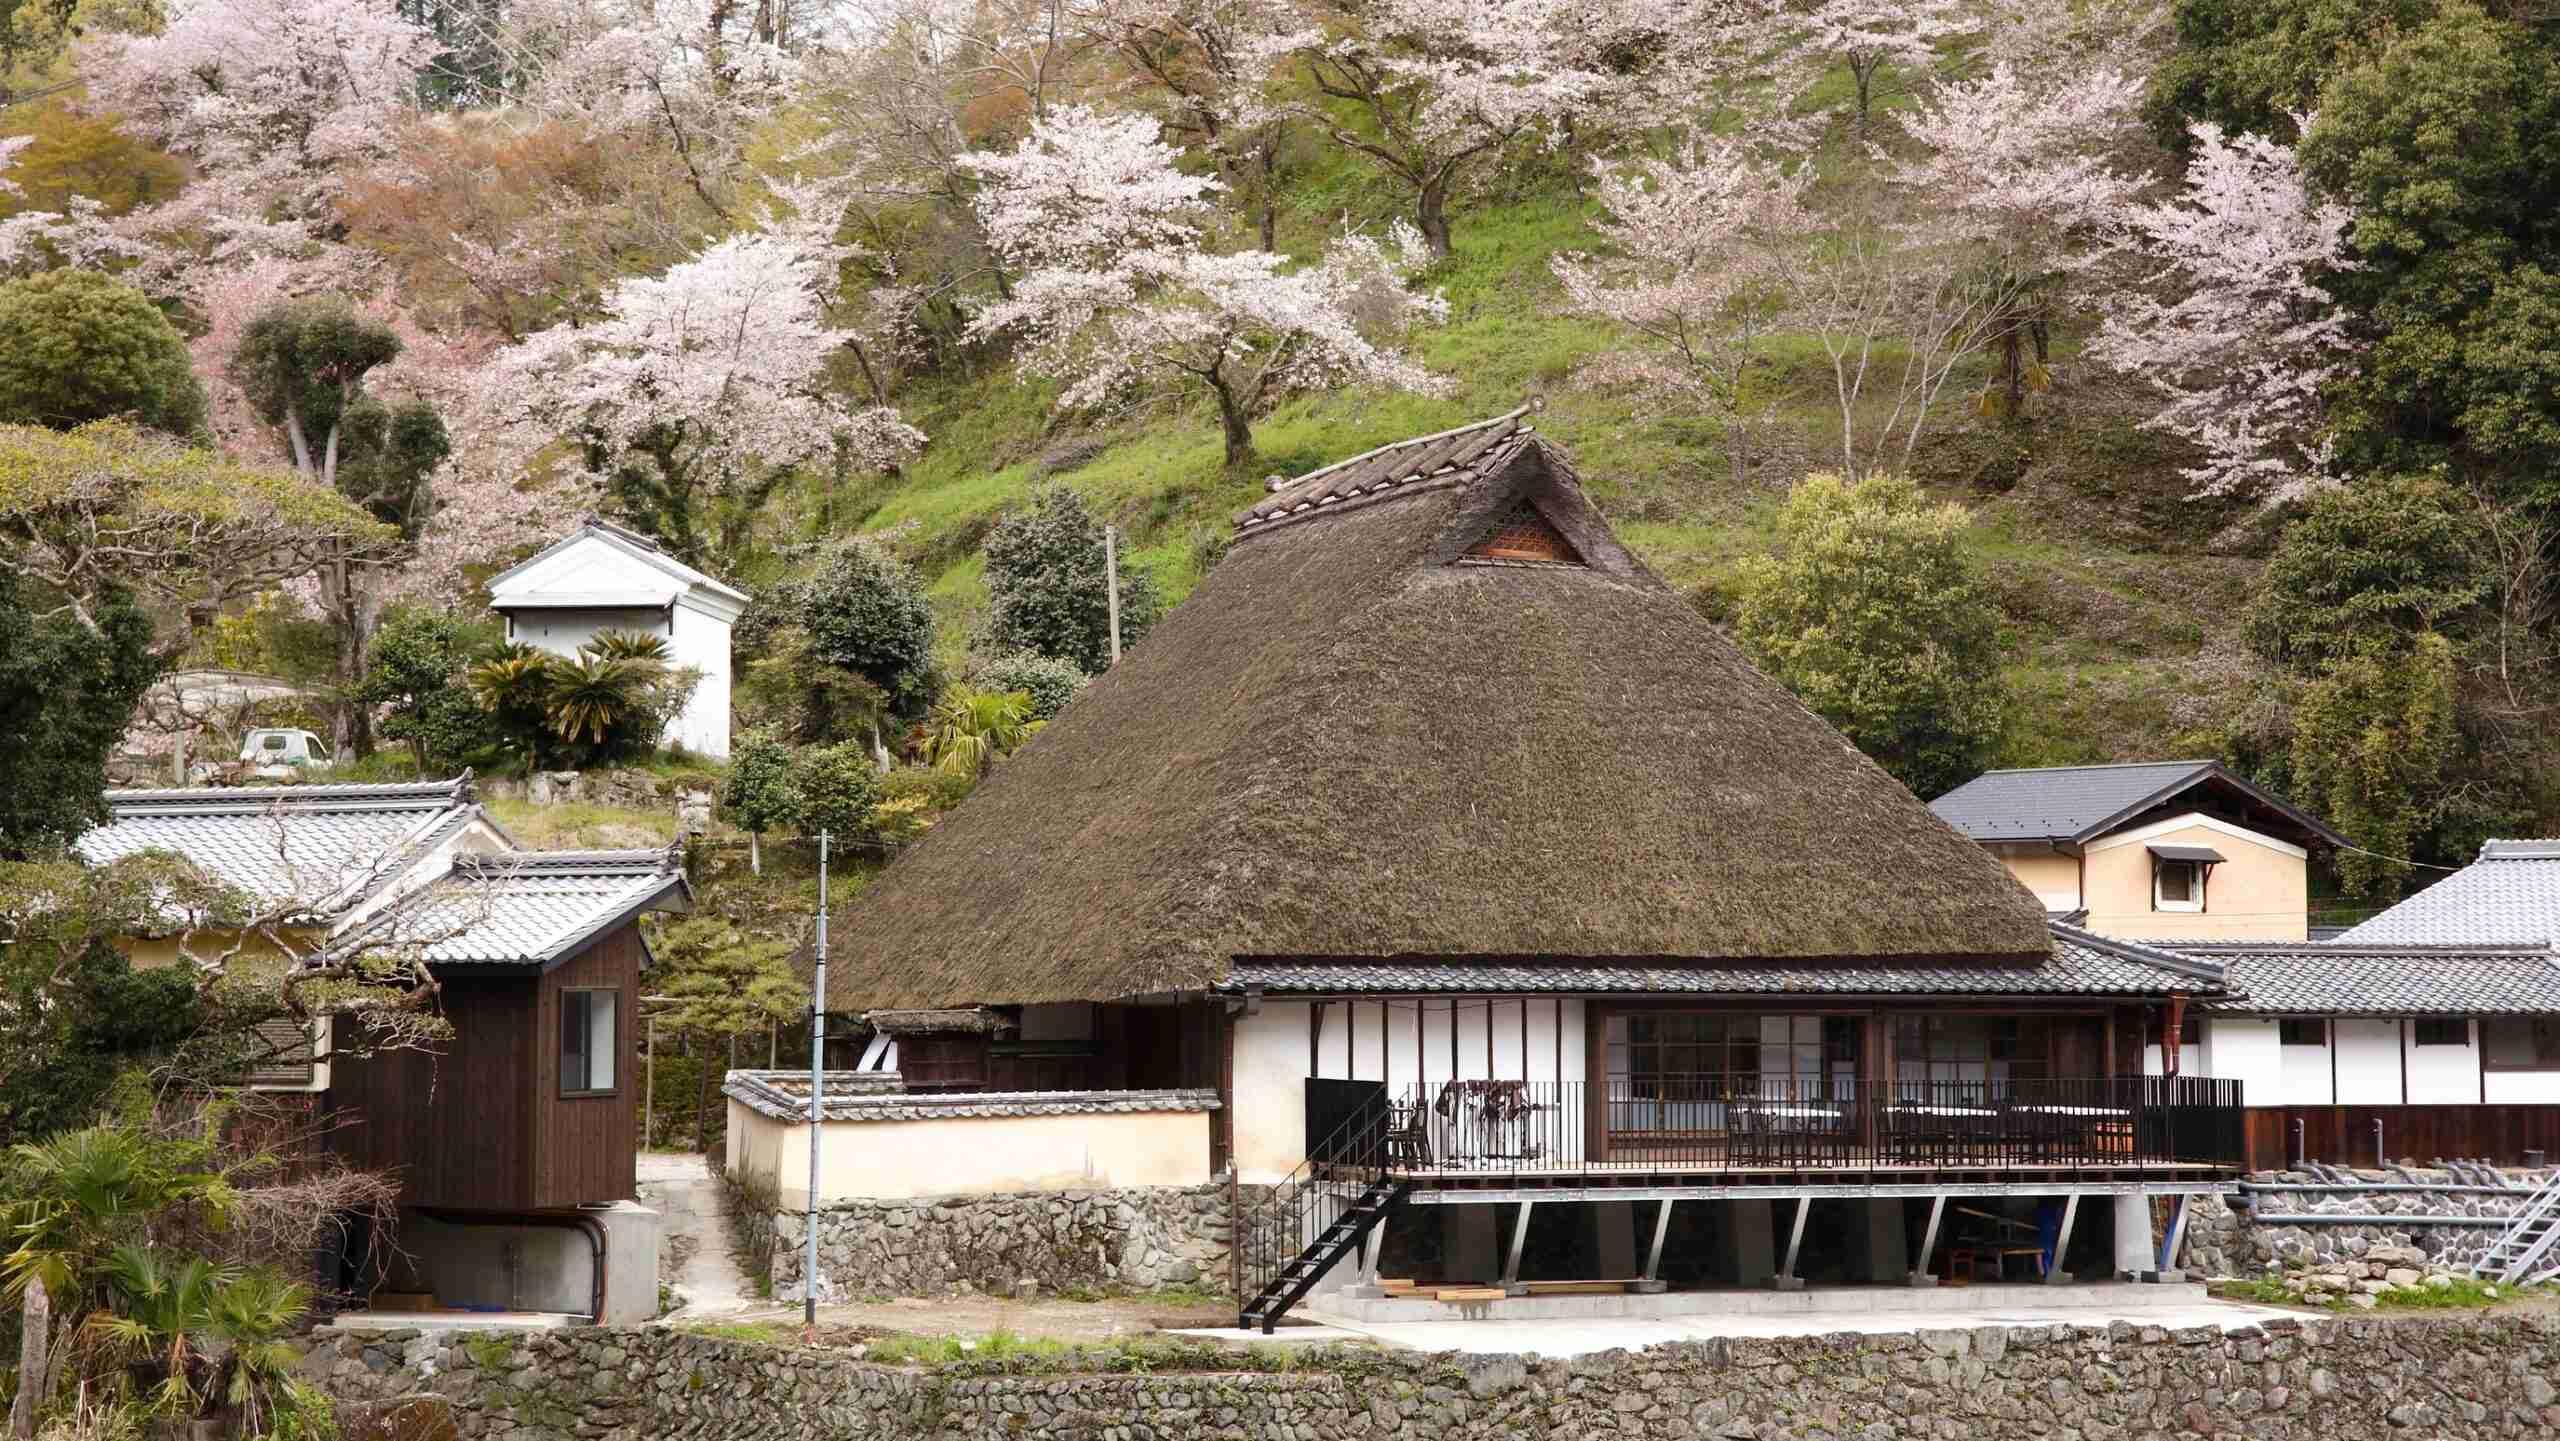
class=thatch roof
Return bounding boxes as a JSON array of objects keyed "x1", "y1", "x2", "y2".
[{"x1": 823, "y1": 411, "x2": 2051, "y2": 1011}]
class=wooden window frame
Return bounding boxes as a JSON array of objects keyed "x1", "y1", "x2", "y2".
[
  {"x1": 2411, "y1": 1017, "x2": 2469, "y2": 1048},
  {"x1": 2480, "y1": 1017, "x2": 2560, "y2": 1071},
  {"x1": 560, "y1": 987, "x2": 621, "y2": 1098},
  {"x1": 2277, "y1": 1017, "x2": 2326, "y2": 1048},
  {"x1": 2152, "y1": 857, "x2": 2205, "y2": 913}
]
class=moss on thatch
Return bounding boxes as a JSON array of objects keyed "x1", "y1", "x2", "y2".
[{"x1": 823, "y1": 418, "x2": 2051, "y2": 1011}]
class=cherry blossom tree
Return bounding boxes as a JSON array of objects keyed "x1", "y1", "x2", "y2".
[
  {"x1": 1265, "y1": 0, "x2": 1744, "y2": 258},
  {"x1": 1896, "y1": 59, "x2": 2146, "y2": 420},
  {"x1": 1790, "y1": 0, "x2": 1971, "y2": 140},
  {"x1": 1553, "y1": 139, "x2": 1810, "y2": 486},
  {"x1": 2092, "y1": 122, "x2": 2362, "y2": 503},
  {"x1": 493, "y1": 203, "x2": 927, "y2": 568},
  {"x1": 1071, "y1": 0, "x2": 1297, "y2": 246},
  {"x1": 964, "y1": 106, "x2": 1447, "y2": 466},
  {"x1": 81, "y1": 0, "x2": 437, "y2": 222}
]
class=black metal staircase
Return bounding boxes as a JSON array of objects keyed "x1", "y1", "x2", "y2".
[{"x1": 1236, "y1": 1089, "x2": 1414, "y2": 1333}]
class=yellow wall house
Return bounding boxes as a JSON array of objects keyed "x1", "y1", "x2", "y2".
[
  {"x1": 1930, "y1": 762, "x2": 2346, "y2": 943},
  {"x1": 71, "y1": 778, "x2": 516, "y2": 1089}
]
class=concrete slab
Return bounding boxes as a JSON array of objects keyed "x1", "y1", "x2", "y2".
[
  {"x1": 1307, "y1": 1296, "x2": 2306, "y2": 1358},
  {"x1": 1166, "y1": 1324, "x2": 1375, "y2": 1346},
  {"x1": 321, "y1": 1311, "x2": 583, "y2": 1333},
  {"x1": 1315, "y1": 1280, "x2": 2209, "y2": 1324}
]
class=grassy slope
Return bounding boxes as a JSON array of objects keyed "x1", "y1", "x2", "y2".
[{"x1": 830, "y1": 169, "x2": 2258, "y2": 777}]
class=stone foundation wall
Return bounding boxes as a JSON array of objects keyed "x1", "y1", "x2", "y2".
[
  {"x1": 766, "y1": 1184, "x2": 1262, "y2": 1301},
  {"x1": 2182, "y1": 1169, "x2": 2550, "y2": 1279},
  {"x1": 307, "y1": 1314, "x2": 2560, "y2": 1441}
]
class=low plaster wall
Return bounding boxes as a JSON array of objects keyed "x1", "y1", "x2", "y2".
[
  {"x1": 308, "y1": 1314, "x2": 2560, "y2": 1441},
  {"x1": 763, "y1": 1183, "x2": 1257, "y2": 1302},
  {"x1": 2182, "y1": 1168, "x2": 2551, "y2": 1279}
]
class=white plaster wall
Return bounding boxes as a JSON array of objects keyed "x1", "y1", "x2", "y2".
[
  {"x1": 2485, "y1": 1070, "x2": 2560, "y2": 1103},
  {"x1": 1231, "y1": 997, "x2": 1585, "y2": 1185},
  {"x1": 668, "y1": 600, "x2": 730, "y2": 758},
  {"x1": 2280, "y1": 1032, "x2": 2333, "y2": 1104},
  {"x1": 2332, "y1": 1019, "x2": 2403, "y2": 1105},
  {"x1": 2206, "y1": 1019, "x2": 2280, "y2": 1108},
  {"x1": 733, "y1": 1106, "x2": 1212, "y2": 1208},
  {"x1": 2405, "y1": 1020, "x2": 2482, "y2": 1103}
]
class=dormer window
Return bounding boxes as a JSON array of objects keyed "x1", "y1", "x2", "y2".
[
  {"x1": 1462, "y1": 503, "x2": 1583, "y2": 566},
  {"x1": 2147, "y1": 843, "x2": 2222, "y2": 914}
]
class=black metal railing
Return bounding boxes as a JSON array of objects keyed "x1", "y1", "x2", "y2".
[
  {"x1": 1236, "y1": 1084, "x2": 1406, "y2": 1318},
  {"x1": 1388, "y1": 1075, "x2": 2246, "y2": 1175}
]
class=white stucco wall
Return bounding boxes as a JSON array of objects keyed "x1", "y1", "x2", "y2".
[
  {"x1": 729, "y1": 1103, "x2": 1213, "y2": 1209},
  {"x1": 2332, "y1": 1019, "x2": 2402, "y2": 1105},
  {"x1": 2405, "y1": 1020, "x2": 2482, "y2": 1103},
  {"x1": 2485, "y1": 1070, "x2": 2560, "y2": 1103},
  {"x1": 1228, "y1": 997, "x2": 1586, "y2": 1186},
  {"x1": 2205, "y1": 1019, "x2": 2280, "y2": 1107},
  {"x1": 491, "y1": 531, "x2": 741, "y2": 759},
  {"x1": 2279, "y1": 1028, "x2": 2333, "y2": 1104}
]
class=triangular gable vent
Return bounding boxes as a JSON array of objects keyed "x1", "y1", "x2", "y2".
[{"x1": 1462, "y1": 502, "x2": 1584, "y2": 567}]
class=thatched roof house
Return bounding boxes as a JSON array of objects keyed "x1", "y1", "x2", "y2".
[{"x1": 824, "y1": 409, "x2": 2049, "y2": 1013}]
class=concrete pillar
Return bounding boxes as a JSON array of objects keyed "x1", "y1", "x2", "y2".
[
  {"x1": 1729, "y1": 1200, "x2": 1776, "y2": 1287},
  {"x1": 1441, "y1": 1206, "x2": 1500, "y2": 1285},
  {"x1": 2113, "y1": 1193, "x2": 2157, "y2": 1278},
  {"x1": 1588, "y1": 1201, "x2": 1638, "y2": 1279},
  {"x1": 1857, "y1": 1200, "x2": 1908, "y2": 1282}
]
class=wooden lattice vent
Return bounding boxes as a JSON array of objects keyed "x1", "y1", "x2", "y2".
[{"x1": 1463, "y1": 503, "x2": 1583, "y2": 566}]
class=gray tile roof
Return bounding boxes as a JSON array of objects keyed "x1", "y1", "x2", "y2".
[
  {"x1": 2169, "y1": 942, "x2": 2560, "y2": 1016},
  {"x1": 721, "y1": 1072, "x2": 1220, "y2": 1124},
  {"x1": 337, "y1": 849, "x2": 689, "y2": 968},
  {"x1": 1220, "y1": 922, "x2": 2223, "y2": 998},
  {"x1": 1236, "y1": 407, "x2": 1534, "y2": 533},
  {"x1": 73, "y1": 779, "x2": 479, "y2": 914},
  {"x1": 2336, "y1": 841, "x2": 2560, "y2": 946},
  {"x1": 1928, "y1": 761, "x2": 2218, "y2": 843}
]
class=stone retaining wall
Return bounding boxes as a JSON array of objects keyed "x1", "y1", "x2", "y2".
[
  {"x1": 2182, "y1": 1169, "x2": 2550, "y2": 1279},
  {"x1": 767, "y1": 1183, "x2": 1259, "y2": 1300},
  {"x1": 307, "y1": 1313, "x2": 2560, "y2": 1441}
]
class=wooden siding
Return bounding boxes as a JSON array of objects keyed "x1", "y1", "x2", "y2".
[
  {"x1": 530, "y1": 926, "x2": 642, "y2": 1209},
  {"x1": 2245, "y1": 1104, "x2": 2560, "y2": 1170},
  {"x1": 329, "y1": 977, "x2": 537, "y2": 1210},
  {"x1": 328, "y1": 922, "x2": 642, "y2": 1212}
]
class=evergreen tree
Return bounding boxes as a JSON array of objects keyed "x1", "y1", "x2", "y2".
[{"x1": 979, "y1": 487, "x2": 1161, "y2": 675}]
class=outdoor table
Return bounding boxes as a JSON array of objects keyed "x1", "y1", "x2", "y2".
[
  {"x1": 2005, "y1": 1103, "x2": 2135, "y2": 1160},
  {"x1": 1730, "y1": 1101, "x2": 1849, "y2": 1166}
]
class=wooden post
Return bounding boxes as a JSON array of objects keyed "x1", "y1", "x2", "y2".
[
  {"x1": 644, "y1": 1015, "x2": 656, "y2": 1147},
  {"x1": 1504, "y1": 1201, "x2": 1536, "y2": 1287},
  {"x1": 1104, "y1": 525, "x2": 1122, "y2": 665},
  {"x1": 1643, "y1": 1199, "x2": 1676, "y2": 1281},
  {"x1": 1910, "y1": 1195, "x2": 1946, "y2": 1285}
]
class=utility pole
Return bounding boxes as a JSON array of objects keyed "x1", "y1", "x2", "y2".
[
  {"x1": 1104, "y1": 524, "x2": 1122, "y2": 665},
  {"x1": 803, "y1": 831, "x2": 830, "y2": 1337}
]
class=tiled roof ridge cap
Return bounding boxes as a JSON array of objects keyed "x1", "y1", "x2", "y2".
[
  {"x1": 2479, "y1": 839, "x2": 2560, "y2": 859},
  {"x1": 449, "y1": 844, "x2": 682, "y2": 875},
  {"x1": 720, "y1": 1075, "x2": 1221, "y2": 1123},
  {"x1": 102, "y1": 776, "x2": 472, "y2": 812},
  {"x1": 2168, "y1": 940, "x2": 2559, "y2": 955},
  {"x1": 2046, "y1": 918, "x2": 2228, "y2": 983},
  {"x1": 1262, "y1": 403, "x2": 1532, "y2": 500},
  {"x1": 1967, "y1": 760, "x2": 2215, "y2": 778},
  {"x1": 1231, "y1": 406, "x2": 1540, "y2": 538}
]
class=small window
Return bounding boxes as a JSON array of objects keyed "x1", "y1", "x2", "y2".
[
  {"x1": 261, "y1": 734, "x2": 289, "y2": 752},
  {"x1": 2153, "y1": 858, "x2": 2204, "y2": 913},
  {"x1": 561, "y1": 989, "x2": 618, "y2": 1095},
  {"x1": 2483, "y1": 1018, "x2": 2560, "y2": 1070},
  {"x1": 2278, "y1": 1018, "x2": 2326, "y2": 1047},
  {"x1": 2412, "y1": 1018, "x2": 2469, "y2": 1047}
]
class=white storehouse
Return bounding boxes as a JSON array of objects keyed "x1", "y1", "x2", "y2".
[{"x1": 487, "y1": 522, "x2": 749, "y2": 759}]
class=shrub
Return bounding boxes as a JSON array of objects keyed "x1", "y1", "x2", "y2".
[
  {"x1": 739, "y1": 537, "x2": 938, "y2": 741},
  {"x1": 974, "y1": 652, "x2": 1089, "y2": 722},
  {"x1": 0, "y1": 270, "x2": 206, "y2": 437},
  {"x1": 791, "y1": 741, "x2": 882, "y2": 839},
  {"x1": 980, "y1": 487, "x2": 1161, "y2": 674},
  {"x1": 1734, "y1": 473, "x2": 2006, "y2": 798}
]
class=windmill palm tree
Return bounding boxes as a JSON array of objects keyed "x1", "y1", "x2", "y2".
[
  {"x1": 467, "y1": 646, "x2": 554, "y2": 774},
  {"x1": 919, "y1": 686, "x2": 1043, "y2": 784}
]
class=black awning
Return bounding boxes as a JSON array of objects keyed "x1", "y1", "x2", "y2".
[{"x1": 2147, "y1": 843, "x2": 2227, "y2": 864}]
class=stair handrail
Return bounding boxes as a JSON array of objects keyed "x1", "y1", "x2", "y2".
[
  {"x1": 2476, "y1": 1168, "x2": 2560, "y2": 1284},
  {"x1": 1237, "y1": 1089, "x2": 1398, "y2": 1322}
]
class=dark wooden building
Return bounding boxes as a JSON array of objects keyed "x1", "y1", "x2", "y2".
[{"x1": 324, "y1": 849, "x2": 689, "y2": 1211}]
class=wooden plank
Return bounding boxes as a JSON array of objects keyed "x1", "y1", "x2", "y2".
[
  {"x1": 1433, "y1": 1287, "x2": 1508, "y2": 1303},
  {"x1": 1519, "y1": 1280, "x2": 1633, "y2": 1296}
]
